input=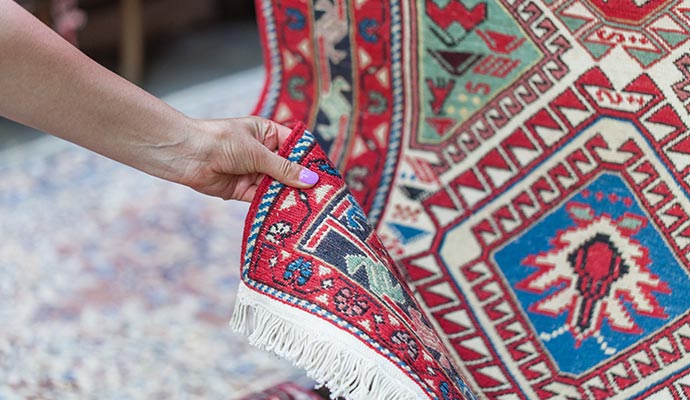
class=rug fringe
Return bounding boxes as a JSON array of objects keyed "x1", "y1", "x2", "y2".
[{"x1": 230, "y1": 283, "x2": 423, "y2": 400}]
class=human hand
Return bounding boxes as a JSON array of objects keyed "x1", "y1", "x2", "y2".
[
  {"x1": 0, "y1": 1, "x2": 317, "y2": 202},
  {"x1": 169, "y1": 117, "x2": 319, "y2": 202}
]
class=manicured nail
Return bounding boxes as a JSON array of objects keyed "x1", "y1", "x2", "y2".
[{"x1": 299, "y1": 168, "x2": 319, "y2": 185}]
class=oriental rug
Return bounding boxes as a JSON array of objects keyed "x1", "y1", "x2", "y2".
[
  {"x1": 0, "y1": 69, "x2": 309, "y2": 399},
  {"x1": 248, "y1": 0, "x2": 690, "y2": 398},
  {"x1": 231, "y1": 123, "x2": 476, "y2": 399},
  {"x1": 239, "y1": 382, "x2": 327, "y2": 399}
]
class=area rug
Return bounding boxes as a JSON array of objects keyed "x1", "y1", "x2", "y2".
[
  {"x1": 238, "y1": 382, "x2": 326, "y2": 400},
  {"x1": 232, "y1": 123, "x2": 475, "y2": 399},
  {"x1": 250, "y1": 0, "x2": 690, "y2": 398},
  {"x1": 0, "y1": 68, "x2": 310, "y2": 399}
]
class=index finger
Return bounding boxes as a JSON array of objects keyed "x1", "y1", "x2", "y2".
[{"x1": 276, "y1": 122, "x2": 293, "y2": 145}]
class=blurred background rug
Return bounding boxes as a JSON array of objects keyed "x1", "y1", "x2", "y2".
[
  {"x1": 238, "y1": 382, "x2": 326, "y2": 400},
  {"x1": 0, "y1": 68, "x2": 312, "y2": 399}
]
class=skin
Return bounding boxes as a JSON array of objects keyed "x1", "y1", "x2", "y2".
[{"x1": 0, "y1": 0, "x2": 318, "y2": 202}]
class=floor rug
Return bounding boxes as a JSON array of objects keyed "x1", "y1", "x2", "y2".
[
  {"x1": 0, "y1": 68, "x2": 310, "y2": 399},
  {"x1": 251, "y1": 1, "x2": 690, "y2": 398},
  {"x1": 238, "y1": 382, "x2": 326, "y2": 400},
  {"x1": 231, "y1": 123, "x2": 475, "y2": 399}
]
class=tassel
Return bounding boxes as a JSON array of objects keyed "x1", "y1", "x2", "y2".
[{"x1": 230, "y1": 283, "x2": 425, "y2": 400}]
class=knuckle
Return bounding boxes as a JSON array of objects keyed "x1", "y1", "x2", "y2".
[
  {"x1": 279, "y1": 158, "x2": 293, "y2": 177},
  {"x1": 253, "y1": 117, "x2": 271, "y2": 138},
  {"x1": 261, "y1": 118, "x2": 280, "y2": 140}
]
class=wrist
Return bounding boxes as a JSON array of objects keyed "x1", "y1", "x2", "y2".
[
  {"x1": 155, "y1": 117, "x2": 217, "y2": 186},
  {"x1": 129, "y1": 115, "x2": 208, "y2": 185}
]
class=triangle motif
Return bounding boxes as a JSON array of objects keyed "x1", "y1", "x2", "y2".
[
  {"x1": 235, "y1": 124, "x2": 473, "y2": 399},
  {"x1": 387, "y1": 222, "x2": 430, "y2": 244}
]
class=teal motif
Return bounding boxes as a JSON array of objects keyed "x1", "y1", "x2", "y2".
[
  {"x1": 420, "y1": 0, "x2": 544, "y2": 143},
  {"x1": 345, "y1": 255, "x2": 406, "y2": 305}
]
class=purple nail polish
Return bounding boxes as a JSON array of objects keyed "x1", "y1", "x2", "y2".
[{"x1": 299, "y1": 168, "x2": 319, "y2": 185}]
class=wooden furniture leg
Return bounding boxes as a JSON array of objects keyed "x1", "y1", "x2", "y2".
[{"x1": 120, "y1": 0, "x2": 143, "y2": 84}]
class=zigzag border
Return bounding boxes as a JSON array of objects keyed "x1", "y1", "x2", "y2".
[{"x1": 403, "y1": 68, "x2": 690, "y2": 398}]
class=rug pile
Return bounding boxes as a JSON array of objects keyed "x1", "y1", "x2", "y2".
[
  {"x1": 238, "y1": 382, "x2": 326, "y2": 400},
  {"x1": 246, "y1": 0, "x2": 690, "y2": 398},
  {"x1": 232, "y1": 123, "x2": 476, "y2": 399}
]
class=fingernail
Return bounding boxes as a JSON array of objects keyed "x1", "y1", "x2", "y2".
[{"x1": 299, "y1": 168, "x2": 319, "y2": 185}]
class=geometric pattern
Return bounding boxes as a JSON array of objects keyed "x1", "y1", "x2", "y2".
[
  {"x1": 418, "y1": 0, "x2": 569, "y2": 146},
  {"x1": 235, "y1": 124, "x2": 476, "y2": 399},
  {"x1": 251, "y1": 0, "x2": 690, "y2": 398},
  {"x1": 417, "y1": 69, "x2": 690, "y2": 399},
  {"x1": 550, "y1": 0, "x2": 690, "y2": 68},
  {"x1": 500, "y1": 174, "x2": 675, "y2": 375}
]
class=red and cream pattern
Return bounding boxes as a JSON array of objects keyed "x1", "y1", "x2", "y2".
[
  {"x1": 550, "y1": 0, "x2": 690, "y2": 68},
  {"x1": 232, "y1": 124, "x2": 475, "y2": 399},
  {"x1": 248, "y1": 0, "x2": 690, "y2": 398}
]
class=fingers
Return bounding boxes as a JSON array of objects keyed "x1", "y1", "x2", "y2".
[
  {"x1": 237, "y1": 186, "x2": 258, "y2": 203},
  {"x1": 236, "y1": 172, "x2": 264, "y2": 202},
  {"x1": 250, "y1": 117, "x2": 319, "y2": 188},
  {"x1": 275, "y1": 122, "x2": 292, "y2": 144},
  {"x1": 257, "y1": 147, "x2": 319, "y2": 188},
  {"x1": 255, "y1": 117, "x2": 292, "y2": 150}
]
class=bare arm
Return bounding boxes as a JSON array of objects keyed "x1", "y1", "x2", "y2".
[{"x1": 0, "y1": 0, "x2": 318, "y2": 201}]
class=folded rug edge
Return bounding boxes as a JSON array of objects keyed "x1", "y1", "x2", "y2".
[{"x1": 230, "y1": 282, "x2": 428, "y2": 400}]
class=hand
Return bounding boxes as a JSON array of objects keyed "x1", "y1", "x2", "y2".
[
  {"x1": 0, "y1": 2, "x2": 316, "y2": 202},
  {"x1": 170, "y1": 116, "x2": 319, "y2": 202}
]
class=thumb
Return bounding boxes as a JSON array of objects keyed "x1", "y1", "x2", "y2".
[{"x1": 258, "y1": 148, "x2": 319, "y2": 188}]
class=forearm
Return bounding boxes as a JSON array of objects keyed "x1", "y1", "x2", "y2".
[{"x1": 0, "y1": 0, "x2": 198, "y2": 179}]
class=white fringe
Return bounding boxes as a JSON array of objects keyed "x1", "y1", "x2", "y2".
[{"x1": 230, "y1": 283, "x2": 427, "y2": 400}]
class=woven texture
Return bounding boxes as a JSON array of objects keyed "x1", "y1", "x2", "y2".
[
  {"x1": 232, "y1": 123, "x2": 475, "y2": 399},
  {"x1": 0, "y1": 69, "x2": 310, "y2": 399},
  {"x1": 238, "y1": 382, "x2": 325, "y2": 400},
  {"x1": 250, "y1": 0, "x2": 690, "y2": 398},
  {"x1": 0, "y1": 138, "x2": 306, "y2": 399}
]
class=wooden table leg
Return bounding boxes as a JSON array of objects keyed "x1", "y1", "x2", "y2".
[{"x1": 120, "y1": 0, "x2": 143, "y2": 84}]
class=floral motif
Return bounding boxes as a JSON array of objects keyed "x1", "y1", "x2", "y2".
[
  {"x1": 321, "y1": 278, "x2": 334, "y2": 289},
  {"x1": 266, "y1": 221, "x2": 292, "y2": 244},
  {"x1": 283, "y1": 257, "x2": 313, "y2": 286},
  {"x1": 333, "y1": 287, "x2": 370, "y2": 317},
  {"x1": 390, "y1": 330, "x2": 420, "y2": 361}
]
